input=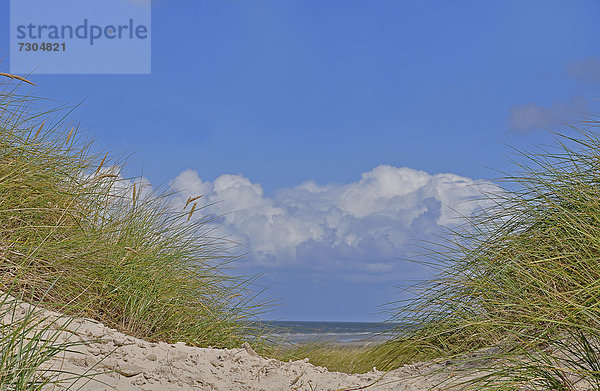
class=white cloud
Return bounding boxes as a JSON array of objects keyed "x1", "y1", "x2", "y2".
[
  {"x1": 171, "y1": 165, "x2": 497, "y2": 280},
  {"x1": 508, "y1": 96, "x2": 588, "y2": 133}
]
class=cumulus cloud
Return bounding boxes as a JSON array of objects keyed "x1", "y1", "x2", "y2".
[
  {"x1": 567, "y1": 57, "x2": 600, "y2": 83},
  {"x1": 170, "y1": 165, "x2": 497, "y2": 281},
  {"x1": 508, "y1": 96, "x2": 588, "y2": 133}
]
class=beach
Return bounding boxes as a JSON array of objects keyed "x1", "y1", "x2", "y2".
[{"x1": 6, "y1": 297, "x2": 455, "y2": 391}]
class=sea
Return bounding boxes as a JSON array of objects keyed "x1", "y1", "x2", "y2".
[{"x1": 255, "y1": 321, "x2": 399, "y2": 346}]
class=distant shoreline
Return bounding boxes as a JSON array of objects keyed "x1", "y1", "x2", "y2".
[{"x1": 253, "y1": 320, "x2": 399, "y2": 346}]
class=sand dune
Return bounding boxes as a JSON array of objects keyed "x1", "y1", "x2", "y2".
[{"x1": 5, "y1": 298, "x2": 454, "y2": 390}]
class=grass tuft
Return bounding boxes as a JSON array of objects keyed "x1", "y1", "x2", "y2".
[
  {"x1": 369, "y1": 125, "x2": 600, "y2": 388},
  {"x1": 0, "y1": 285, "x2": 91, "y2": 390},
  {"x1": 0, "y1": 75, "x2": 265, "y2": 350}
]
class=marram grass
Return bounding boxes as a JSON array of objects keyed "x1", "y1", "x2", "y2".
[
  {"x1": 0, "y1": 75, "x2": 266, "y2": 351},
  {"x1": 356, "y1": 125, "x2": 600, "y2": 389},
  {"x1": 284, "y1": 124, "x2": 600, "y2": 386},
  {"x1": 0, "y1": 290, "x2": 87, "y2": 391}
]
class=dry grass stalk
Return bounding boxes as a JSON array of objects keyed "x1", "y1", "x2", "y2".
[
  {"x1": 65, "y1": 127, "x2": 74, "y2": 145},
  {"x1": 187, "y1": 202, "x2": 197, "y2": 221},
  {"x1": 96, "y1": 152, "x2": 109, "y2": 174},
  {"x1": 0, "y1": 72, "x2": 36, "y2": 86},
  {"x1": 185, "y1": 195, "x2": 203, "y2": 209}
]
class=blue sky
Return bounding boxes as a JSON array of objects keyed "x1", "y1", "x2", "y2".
[{"x1": 2, "y1": 0, "x2": 600, "y2": 321}]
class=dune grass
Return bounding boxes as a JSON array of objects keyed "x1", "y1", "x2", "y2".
[
  {"x1": 350, "y1": 125, "x2": 600, "y2": 388},
  {"x1": 0, "y1": 290, "x2": 89, "y2": 391},
  {"x1": 268, "y1": 342, "x2": 375, "y2": 373},
  {"x1": 282, "y1": 123, "x2": 600, "y2": 386},
  {"x1": 0, "y1": 75, "x2": 265, "y2": 350}
]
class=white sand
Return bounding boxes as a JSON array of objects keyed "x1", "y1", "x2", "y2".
[{"x1": 4, "y1": 298, "x2": 457, "y2": 390}]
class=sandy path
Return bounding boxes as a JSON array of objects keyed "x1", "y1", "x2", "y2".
[{"x1": 5, "y1": 298, "x2": 454, "y2": 390}]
